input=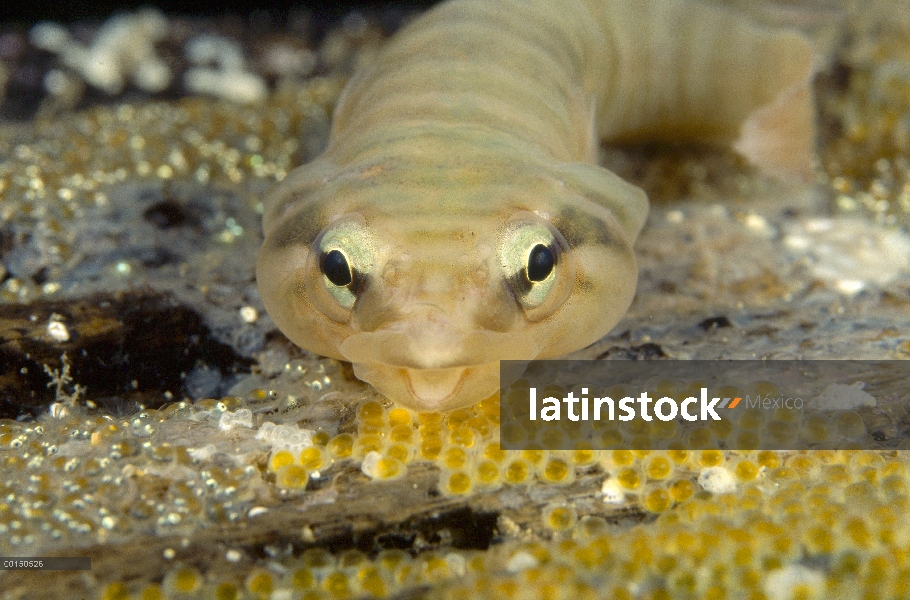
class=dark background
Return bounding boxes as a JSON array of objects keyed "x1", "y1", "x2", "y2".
[{"x1": 0, "y1": 0, "x2": 440, "y2": 25}]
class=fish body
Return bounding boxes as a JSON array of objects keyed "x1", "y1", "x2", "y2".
[{"x1": 257, "y1": 0, "x2": 816, "y2": 410}]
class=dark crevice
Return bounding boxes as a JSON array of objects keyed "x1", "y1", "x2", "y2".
[
  {"x1": 0, "y1": 291, "x2": 254, "y2": 419},
  {"x1": 245, "y1": 505, "x2": 500, "y2": 562},
  {"x1": 697, "y1": 315, "x2": 732, "y2": 331},
  {"x1": 595, "y1": 342, "x2": 667, "y2": 361}
]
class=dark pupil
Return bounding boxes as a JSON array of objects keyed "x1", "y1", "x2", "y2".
[
  {"x1": 527, "y1": 244, "x2": 555, "y2": 282},
  {"x1": 322, "y1": 249, "x2": 353, "y2": 286}
]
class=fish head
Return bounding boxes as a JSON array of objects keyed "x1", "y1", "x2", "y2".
[{"x1": 257, "y1": 158, "x2": 646, "y2": 410}]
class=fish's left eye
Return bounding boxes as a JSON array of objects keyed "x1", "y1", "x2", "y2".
[
  {"x1": 499, "y1": 214, "x2": 574, "y2": 321},
  {"x1": 322, "y1": 249, "x2": 353, "y2": 287}
]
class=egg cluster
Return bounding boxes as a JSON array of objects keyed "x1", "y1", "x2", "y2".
[
  {"x1": 0, "y1": 76, "x2": 346, "y2": 303},
  {"x1": 437, "y1": 459, "x2": 910, "y2": 600},
  {"x1": 0, "y1": 397, "x2": 272, "y2": 558},
  {"x1": 99, "y1": 547, "x2": 484, "y2": 600},
  {"x1": 2, "y1": 341, "x2": 894, "y2": 596},
  {"x1": 94, "y1": 402, "x2": 910, "y2": 600},
  {"x1": 264, "y1": 395, "x2": 516, "y2": 495},
  {"x1": 194, "y1": 386, "x2": 907, "y2": 600},
  {"x1": 6, "y1": 359, "x2": 900, "y2": 600},
  {"x1": 288, "y1": 392, "x2": 905, "y2": 508},
  {"x1": 263, "y1": 393, "x2": 615, "y2": 496}
]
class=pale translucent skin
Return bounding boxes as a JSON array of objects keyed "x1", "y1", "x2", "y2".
[{"x1": 257, "y1": 0, "x2": 816, "y2": 411}]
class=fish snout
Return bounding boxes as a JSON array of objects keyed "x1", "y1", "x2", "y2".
[
  {"x1": 338, "y1": 316, "x2": 540, "y2": 410},
  {"x1": 339, "y1": 321, "x2": 538, "y2": 370}
]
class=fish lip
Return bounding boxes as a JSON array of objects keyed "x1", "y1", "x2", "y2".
[{"x1": 402, "y1": 366, "x2": 469, "y2": 406}]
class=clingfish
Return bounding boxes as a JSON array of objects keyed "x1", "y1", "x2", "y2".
[{"x1": 257, "y1": 0, "x2": 817, "y2": 411}]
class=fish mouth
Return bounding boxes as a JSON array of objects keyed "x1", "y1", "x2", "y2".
[
  {"x1": 350, "y1": 360, "x2": 503, "y2": 411},
  {"x1": 339, "y1": 322, "x2": 540, "y2": 410},
  {"x1": 402, "y1": 367, "x2": 469, "y2": 406}
]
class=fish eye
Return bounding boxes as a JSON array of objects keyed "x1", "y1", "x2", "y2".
[
  {"x1": 526, "y1": 244, "x2": 555, "y2": 282},
  {"x1": 321, "y1": 249, "x2": 353, "y2": 287},
  {"x1": 499, "y1": 214, "x2": 574, "y2": 320},
  {"x1": 310, "y1": 217, "x2": 376, "y2": 314}
]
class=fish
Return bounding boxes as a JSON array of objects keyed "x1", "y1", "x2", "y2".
[{"x1": 256, "y1": 0, "x2": 817, "y2": 411}]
